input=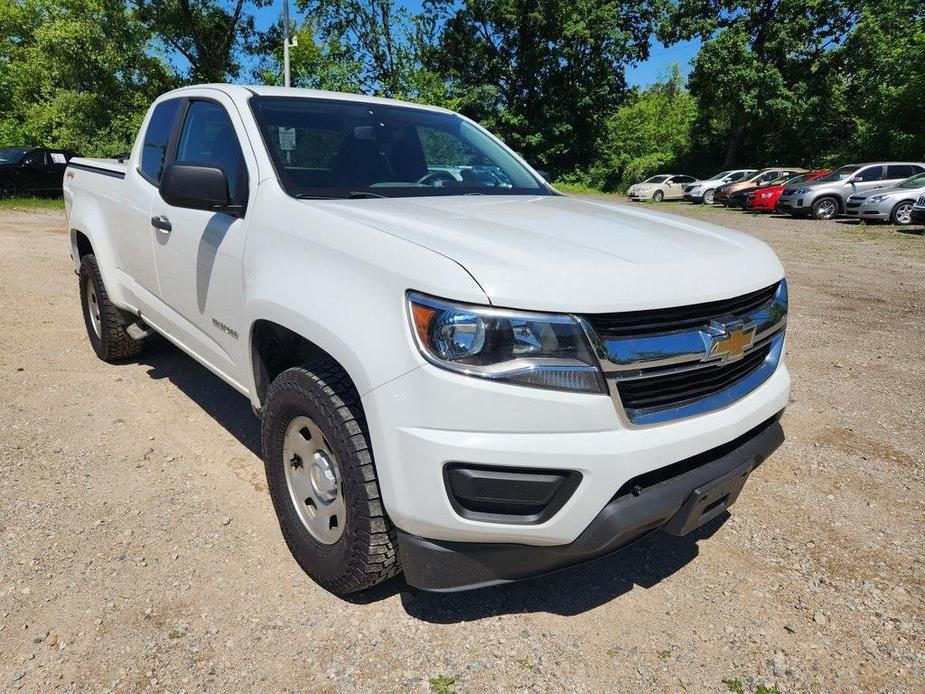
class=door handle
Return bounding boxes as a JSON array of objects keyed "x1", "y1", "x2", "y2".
[{"x1": 151, "y1": 215, "x2": 172, "y2": 232}]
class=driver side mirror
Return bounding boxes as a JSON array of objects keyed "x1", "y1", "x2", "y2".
[{"x1": 160, "y1": 163, "x2": 242, "y2": 216}]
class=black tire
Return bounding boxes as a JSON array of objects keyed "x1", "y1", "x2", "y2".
[
  {"x1": 889, "y1": 200, "x2": 914, "y2": 226},
  {"x1": 702, "y1": 189, "x2": 715, "y2": 205},
  {"x1": 0, "y1": 179, "x2": 16, "y2": 198},
  {"x1": 652, "y1": 190, "x2": 664, "y2": 202},
  {"x1": 811, "y1": 196, "x2": 839, "y2": 220},
  {"x1": 79, "y1": 254, "x2": 145, "y2": 361},
  {"x1": 261, "y1": 362, "x2": 400, "y2": 595}
]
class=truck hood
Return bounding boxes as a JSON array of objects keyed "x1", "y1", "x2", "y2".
[{"x1": 314, "y1": 195, "x2": 784, "y2": 313}]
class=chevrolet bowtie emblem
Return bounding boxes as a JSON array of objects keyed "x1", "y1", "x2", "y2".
[{"x1": 706, "y1": 321, "x2": 757, "y2": 361}]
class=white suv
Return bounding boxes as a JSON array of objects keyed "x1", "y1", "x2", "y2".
[{"x1": 64, "y1": 85, "x2": 790, "y2": 594}]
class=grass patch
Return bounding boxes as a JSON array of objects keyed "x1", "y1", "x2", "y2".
[
  {"x1": 552, "y1": 181, "x2": 607, "y2": 195},
  {"x1": 0, "y1": 196, "x2": 65, "y2": 211},
  {"x1": 657, "y1": 649, "x2": 672, "y2": 660},
  {"x1": 723, "y1": 678, "x2": 745, "y2": 694},
  {"x1": 429, "y1": 675, "x2": 456, "y2": 694}
]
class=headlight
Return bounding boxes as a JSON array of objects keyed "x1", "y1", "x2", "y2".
[
  {"x1": 867, "y1": 195, "x2": 887, "y2": 204},
  {"x1": 408, "y1": 293, "x2": 606, "y2": 394},
  {"x1": 795, "y1": 188, "x2": 810, "y2": 195}
]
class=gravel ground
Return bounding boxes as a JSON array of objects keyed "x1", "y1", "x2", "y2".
[{"x1": 0, "y1": 200, "x2": 922, "y2": 693}]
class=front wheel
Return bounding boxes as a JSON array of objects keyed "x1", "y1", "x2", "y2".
[
  {"x1": 652, "y1": 190, "x2": 664, "y2": 202},
  {"x1": 811, "y1": 197, "x2": 839, "y2": 220},
  {"x1": 0, "y1": 179, "x2": 16, "y2": 198},
  {"x1": 261, "y1": 361, "x2": 400, "y2": 595},
  {"x1": 890, "y1": 201, "x2": 914, "y2": 226},
  {"x1": 703, "y1": 189, "x2": 715, "y2": 205}
]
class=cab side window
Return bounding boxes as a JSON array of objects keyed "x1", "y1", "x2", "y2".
[
  {"x1": 22, "y1": 151, "x2": 47, "y2": 166},
  {"x1": 140, "y1": 99, "x2": 182, "y2": 184},
  {"x1": 887, "y1": 164, "x2": 918, "y2": 178},
  {"x1": 174, "y1": 100, "x2": 248, "y2": 206}
]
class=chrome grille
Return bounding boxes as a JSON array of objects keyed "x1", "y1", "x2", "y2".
[{"x1": 582, "y1": 281, "x2": 787, "y2": 426}]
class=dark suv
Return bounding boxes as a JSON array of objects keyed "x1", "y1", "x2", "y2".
[{"x1": 0, "y1": 147, "x2": 78, "y2": 197}]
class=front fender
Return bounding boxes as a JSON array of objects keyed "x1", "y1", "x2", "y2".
[{"x1": 242, "y1": 193, "x2": 488, "y2": 405}]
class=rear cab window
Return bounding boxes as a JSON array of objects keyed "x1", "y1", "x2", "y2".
[{"x1": 139, "y1": 99, "x2": 182, "y2": 185}]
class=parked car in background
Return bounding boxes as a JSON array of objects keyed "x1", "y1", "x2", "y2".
[
  {"x1": 728, "y1": 171, "x2": 809, "y2": 209},
  {"x1": 684, "y1": 169, "x2": 756, "y2": 205},
  {"x1": 911, "y1": 194, "x2": 925, "y2": 227},
  {"x1": 843, "y1": 172, "x2": 925, "y2": 225},
  {"x1": 715, "y1": 168, "x2": 807, "y2": 206},
  {"x1": 777, "y1": 162, "x2": 925, "y2": 220},
  {"x1": 745, "y1": 170, "x2": 832, "y2": 213},
  {"x1": 0, "y1": 147, "x2": 78, "y2": 197},
  {"x1": 627, "y1": 174, "x2": 699, "y2": 202}
]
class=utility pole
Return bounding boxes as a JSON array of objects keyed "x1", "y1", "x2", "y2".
[{"x1": 282, "y1": 0, "x2": 291, "y2": 87}]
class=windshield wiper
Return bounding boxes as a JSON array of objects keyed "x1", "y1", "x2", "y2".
[
  {"x1": 295, "y1": 194, "x2": 340, "y2": 200},
  {"x1": 346, "y1": 191, "x2": 387, "y2": 199}
]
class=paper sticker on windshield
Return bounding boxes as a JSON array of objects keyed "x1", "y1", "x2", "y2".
[
  {"x1": 278, "y1": 127, "x2": 296, "y2": 151},
  {"x1": 50, "y1": 152, "x2": 67, "y2": 164}
]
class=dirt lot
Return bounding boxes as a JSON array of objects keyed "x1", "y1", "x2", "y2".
[{"x1": 1, "y1": 200, "x2": 922, "y2": 693}]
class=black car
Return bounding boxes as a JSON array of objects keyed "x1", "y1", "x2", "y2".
[{"x1": 0, "y1": 147, "x2": 78, "y2": 197}]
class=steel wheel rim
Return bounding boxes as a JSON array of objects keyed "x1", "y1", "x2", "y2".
[
  {"x1": 283, "y1": 415, "x2": 345, "y2": 545},
  {"x1": 895, "y1": 203, "x2": 912, "y2": 224},
  {"x1": 818, "y1": 200, "x2": 836, "y2": 219},
  {"x1": 85, "y1": 277, "x2": 102, "y2": 338}
]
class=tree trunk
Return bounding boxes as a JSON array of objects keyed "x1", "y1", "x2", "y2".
[{"x1": 724, "y1": 122, "x2": 746, "y2": 167}]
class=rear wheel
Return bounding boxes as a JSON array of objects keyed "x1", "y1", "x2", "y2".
[
  {"x1": 652, "y1": 190, "x2": 664, "y2": 202},
  {"x1": 261, "y1": 361, "x2": 400, "y2": 595},
  {"x1": 890, "y1": 201, "x2": 914, "y2": 226},
  {"x1": 703, "y1": 189, "x2": 715, "y2": 205},
  {"x1": 79, "y1": 254, "x2": 145, "y2": 361},
  {"x1": 811, "y1": 197, "x2": 839, "y2": 220}
]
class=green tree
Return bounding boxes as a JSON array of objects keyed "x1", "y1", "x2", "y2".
[
  {"x1": 434, "y1": 0, "x2": 661, "y2": 176},
  {"x1": 660, "y1": 0, "x2": 858, "y2": 166},
  {"x1": 296, "y1": 0, "x2": 450, "y2": 102},
  {"x1": 0, "y1": 0, "x2": 176, "y2": 155},
  {"x1": 253, "y1": 19, "x2": 363, "y2": 91},
  {"x1": 586, "y1": 64, "x2": 696, "y2": 190},
  {"x1": 133, "y1": 0, "x2": 271, "y2": 82}
]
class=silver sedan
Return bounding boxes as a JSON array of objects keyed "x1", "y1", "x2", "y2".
[{"x1": 844, "y1": 173, "x2": 925, "y2": 225}]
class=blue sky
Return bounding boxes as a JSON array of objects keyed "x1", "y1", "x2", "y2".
[{"x1": 254, "y1": 2, "x2": 700, "y2": 87}]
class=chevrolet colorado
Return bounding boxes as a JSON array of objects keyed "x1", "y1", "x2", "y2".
[{"x1": 63, "y1": 85, "x2": 789, "y2": 594}]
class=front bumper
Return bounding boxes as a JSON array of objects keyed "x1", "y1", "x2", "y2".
[
  {"x1": 363, "y1": 352, "x2": 790, "y2": 548},
  {"x1": 844, "y1": 200, "x2": 890, "y2": 220},
  {"x1": 777, "y1": 196, "x2": 809, "y2": 215},
  {"x1": 912, "y1": 207, "x2": 925, "y2": 224},
  {"x1": 627, "y1": 191, "x2": 654, "y2": 201},
  {"x1": 748, "y1": 195, "x2": 778, "y2": 212},
  {"x1": 398, "y1": 411, "x2": 785, "y2": 591}
]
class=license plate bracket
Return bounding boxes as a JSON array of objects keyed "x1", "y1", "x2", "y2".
[{"x1": 663, "y1": 458, "x2": 756, "y2": 536}]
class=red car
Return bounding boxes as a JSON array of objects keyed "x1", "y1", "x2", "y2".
[{"x1": 746, "y1": 170, "x2": 832, "y2": 212}]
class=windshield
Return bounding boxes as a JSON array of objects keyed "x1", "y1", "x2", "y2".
[
  {"x1": 898, "y1": 173, "x2": 925, "y2": 188},
  {"x1": 0, "y1": 147, "x2": 30, "y2": 164},
  {"x1": 707, "y1": 171, "x2": 732, "y2": 180},
  {"x1": 249, "y1": 96, "x2": 547, "y2": 199},
  {"x1": 817, "y1": 166, "x2": 860, "y2": 182},
  {"x1": 643, "y1": 176, "x2": 669, "y2": 183}
]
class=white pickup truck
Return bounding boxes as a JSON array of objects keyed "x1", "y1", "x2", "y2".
[{"x1": 64, "y1": 84, "x2": 789, "y2": 594}]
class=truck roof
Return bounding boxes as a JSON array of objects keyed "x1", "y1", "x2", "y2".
[{"x1": 162, "y1": 83, "x2": 454, "y2": 114}]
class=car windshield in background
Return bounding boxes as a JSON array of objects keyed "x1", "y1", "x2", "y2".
[
  {"x1": 643, "y1": 176, "x2": 669, "y2": 183},
  {"x1": 0, "y1": 147, "x2": 30, "y2": 164},
  {"x1": 817, "y1": 166, "x2": 860, "y2": 182},
  {"x1": 897, "y1": 173, "x2": 925, "y2": 188},
  {"x1": 707, "y1": 171, "x2": 731, "y2": 180},
  {"x1": 784, "y1": 173, "x2": 814, "y2": 185},
  {"x1": 249, "y1": 97, "x2": 548, "y2": 199}
]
